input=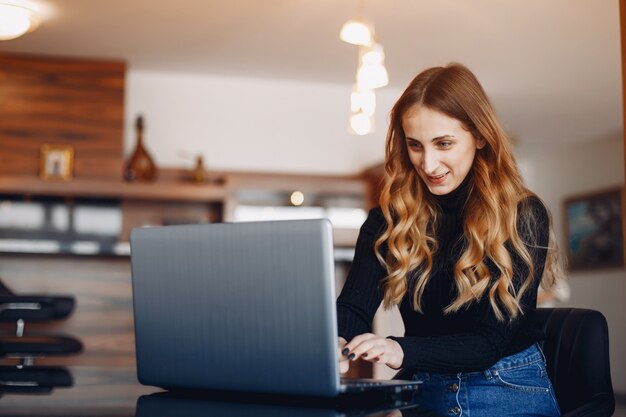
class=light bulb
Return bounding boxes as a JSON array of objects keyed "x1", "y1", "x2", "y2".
[
  {"x1": 0, "y1": 2, "x2": 40, "y2": 41},
  {"x1": 356, "y1": 43, "x2": 388, "y2": 89},
  {"x1": 356, "y1": 62, "x2": 389, "y2": 90},
  {"x1": 361, "y1": 43, "x2": 385, "y2": 64},
  {"x1": 290, "y1": 191, "x2": 304, "y2": 206},
  {"x1": 339, "y1": 19, "x2": 373, "y2": 46},
  {"x1": 349, "y1": 111, "x2": 373, "y2": 136},
  {"x1": 350, "y1": 85, "x2": 376, "y2": 116}
]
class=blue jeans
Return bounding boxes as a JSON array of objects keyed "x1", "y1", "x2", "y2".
[{"x1": 411, "y1": 344, "x2": 561, "y2": 417}]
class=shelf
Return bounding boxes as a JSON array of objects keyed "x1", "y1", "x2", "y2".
[
  {"x1": 0, "y1": 172, "x2": 366, "y2": 254},
  {"x1": 0, "y1": 175, "x2": 227, "y2": 203},
  {"x1": 0, "y1": 171, "x2": 367, "y2": 203}
]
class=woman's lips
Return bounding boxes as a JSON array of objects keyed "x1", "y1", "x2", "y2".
[{"x1": 426, "y1": 172, "x2": 448, "y2": 185}]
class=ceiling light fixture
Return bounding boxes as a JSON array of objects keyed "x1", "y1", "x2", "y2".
[
  {"x1": 349, "y1": 110, "x2": 374, "y2": 136},
  {"x1": 340, "y1": 0, "x2": 389, "y2": 135},
  {"x1": 339, "y1": 0, "x2": 372, "y2": 47},
  {"x1": 350, "y1": 84, "x2": 376, "y2": 116},
  {"x1": 356, "y1": 43, "x2": 389, "y2": 90},
  {"x1": 0, "y1": 1, "x2": 41, "y2": 41},
  {"x1": 339, "y1": 19, "x2": 372, "y2": 47}
]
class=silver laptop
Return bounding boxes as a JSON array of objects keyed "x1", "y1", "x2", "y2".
[{"x1": 130, "y1": 219, "x2": 420, "y2": 397}]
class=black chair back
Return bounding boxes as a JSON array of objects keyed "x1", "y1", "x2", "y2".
[
  {"x1": 0, "y1": 278, "x2": 81, "y2": 394},
  {"x1": 536, "y1": 308, "x2": 614, "y2": 417}
]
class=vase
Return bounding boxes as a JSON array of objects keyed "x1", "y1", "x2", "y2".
[{"x1": 124, "y1": 115, "x2": 157, "y2": 181}]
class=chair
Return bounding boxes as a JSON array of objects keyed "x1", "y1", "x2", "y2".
[
  {"x1": 394, "y1": 307, "x2": 615, "y2": 417},
  {"x1": 0, "y1": 366, "x2": 73, "y2": 394},
  {"x1": 536, "y1": 308, "x2": 614, "y2": 417},
  {"x1": 0, "y1": 278, "x2": 82, "y2": 394}
]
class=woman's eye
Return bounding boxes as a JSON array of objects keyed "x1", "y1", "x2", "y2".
[
  {"x1": 438, "y1": 141, "x2": 452, "y2": 149},
  {"x1": 407, "y1": 142, "x2": 422, "y2": 150}
]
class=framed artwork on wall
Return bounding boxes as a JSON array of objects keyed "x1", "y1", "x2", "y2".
[
  {"x1": 39, "y1": 144, "x2": 74, "y2": 181},
  {"x1": 564, "y1": 188, "x2": 624, "y2": 271}
]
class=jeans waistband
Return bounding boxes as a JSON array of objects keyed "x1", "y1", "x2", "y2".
[
  {"x1": 412, "y1": 343, "x2": 546, "y2": 380},
  {"x1": 487, "y1": 343, "x2": 544, "y2": 373}
]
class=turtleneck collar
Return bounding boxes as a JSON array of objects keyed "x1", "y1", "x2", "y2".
[{"x1": 431, "y1": 172, "x2": 473, "y2": 214}]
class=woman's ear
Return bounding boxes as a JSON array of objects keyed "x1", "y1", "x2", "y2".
[{"x1": 476, "y1": 136, "x2": 486, "y2": 150}]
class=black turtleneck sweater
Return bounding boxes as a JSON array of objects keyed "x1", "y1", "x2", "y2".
[{"x1": 336, "y1": 181, "x2": 549, "y2": 373}]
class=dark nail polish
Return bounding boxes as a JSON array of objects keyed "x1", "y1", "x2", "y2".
[
  {"x1": 348, "y1": 353, "x2": 356, "y2": 360},
  {"x1": 362, "y1": 353, "x2": 368, "y2": 358},
  {"x1": 342, "y1": 348, "x2": 349, "y2": 356}
]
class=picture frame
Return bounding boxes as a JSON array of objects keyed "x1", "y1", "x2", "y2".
[
  {"x1": 564, "y1": 188, "x2": 624, "y2": 271},
  {"x1": 39, "y1": 144, "x2": 74, "y2": 181}
]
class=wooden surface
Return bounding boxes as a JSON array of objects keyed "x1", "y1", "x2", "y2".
[
  {"x1": 0, "y1": 170, "x2": 365, "y2": 203},
  {"x1": 0, "y1": 366, "x2": 157, "y2": 416},
  {"x1": 0, "y1": 175, "x2": 227, "y2": 203},
  {"x1": 0, "y1": 53, "x2": 125, "y2": 180}
]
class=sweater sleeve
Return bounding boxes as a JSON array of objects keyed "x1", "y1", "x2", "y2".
[
  {"x1": 336, "y1": 208, "x2": 387, "y2": 342},
  {"x1": 389, "y1": 197, "x2": 550, "y2": 373}
]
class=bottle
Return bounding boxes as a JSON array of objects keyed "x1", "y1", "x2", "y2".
[
  {"x1": 191, "y1": 155, "x2": 206, "y2": 183},
  {"x1": 124, "y1": 115, "x2": 157, "y2": 181}
]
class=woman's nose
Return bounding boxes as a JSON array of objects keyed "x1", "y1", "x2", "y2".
[{"x1": 422, "y1": 150, "x2": 440, "y2": 174}]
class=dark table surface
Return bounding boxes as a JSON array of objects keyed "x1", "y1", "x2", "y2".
[
  {"x1": 0, "y1": 366, "x2": 156, "y2": 416},
  {"x1": 0, "y1": 366, "x2": 436, "y2": 417}
]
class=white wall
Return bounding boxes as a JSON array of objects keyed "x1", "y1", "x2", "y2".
[
  {"x1": 516, "y1": 134, "x2": 626, "y2": 393},
  {"x1": 125, "y1": 70, "x2": 402, "y2": 175}
]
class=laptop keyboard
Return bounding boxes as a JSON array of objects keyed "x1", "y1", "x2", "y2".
[{"x1": 341, "y1": 379, "x2": 384, "y2": 388}]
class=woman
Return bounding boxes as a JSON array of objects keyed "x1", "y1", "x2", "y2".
[{"x1": 337, "y1": 63, "x2": 561, "y2": 416}]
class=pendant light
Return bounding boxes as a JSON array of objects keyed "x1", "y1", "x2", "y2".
[
  {"x1": 0, "y1": 1, "x2": 41, "y2": 41},
  {"x1": 340, "y1": 0, "x2": 389, "y2": 135},
  {"x1": 339, "y1": 19, "x2": 373, "y2": 47},
  {"x1": 339, "y1": 0, "x2": 372, "y2": 46},
  {"x1": 356, "y1": 43, "x2": 389, "y2": 90},
  {"x1": 349, "y1": 111, "x2": 374, "y2": 136},
  {"x1": 350, "y1": 84, "x2": 376, "y2": 116}
]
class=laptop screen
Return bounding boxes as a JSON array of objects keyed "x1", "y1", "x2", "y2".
[{"x1": 130, "y1": 219, "x2": 341, "y2": 396}]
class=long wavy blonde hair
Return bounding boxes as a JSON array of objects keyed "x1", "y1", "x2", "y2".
[{"x1": 377, "y1": 63, "x2": 560, "y2": 321}]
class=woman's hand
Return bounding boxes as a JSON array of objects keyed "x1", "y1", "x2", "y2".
[
  {"x1": 342, "y1": 333, "x2": 404, "y2": 370},
  {"x1": 338, "y1": 337, "x2": 350, "y2": 374}
]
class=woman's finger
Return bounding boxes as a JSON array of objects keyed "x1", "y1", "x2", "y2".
[{"x1": 347, "y1": 336, "x2": 387, "y2": 360}]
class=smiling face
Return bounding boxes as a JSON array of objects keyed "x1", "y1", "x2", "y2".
[{"x1": 402, "y1": 105, "x2": 482, "y2": 196}]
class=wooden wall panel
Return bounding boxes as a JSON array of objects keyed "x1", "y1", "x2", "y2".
[{"x1": 0, "y1": 53, "x2": 126, "y2": 179}]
